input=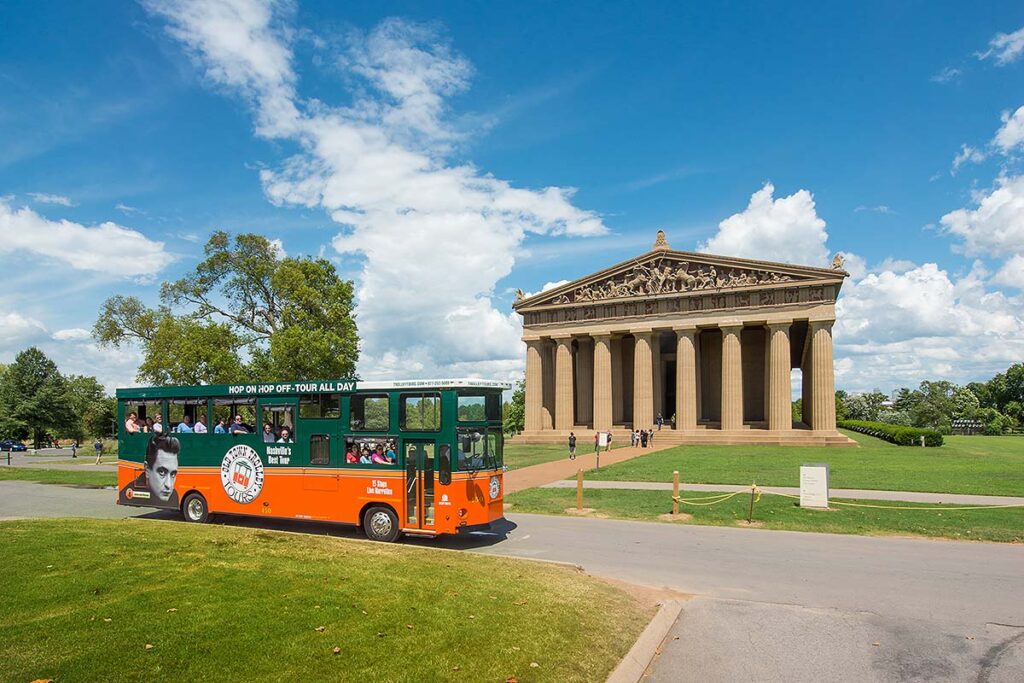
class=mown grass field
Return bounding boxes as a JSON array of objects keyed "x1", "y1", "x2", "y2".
[
  {"x1": 507, "y1": 487, "x2": 1024, "y2": 543},
  {"x1": 503, "y1": 440, "x2": 626, "y2": 470},
  {"x1": 0, "y1": 466, "x2": 115, "y2": 487},
  {"x1": 0, "y1": 519, "x2": 652, "y2": 682},
  {"x1": 582, "y1": 431, "x2": 1024, "y2": 496}
]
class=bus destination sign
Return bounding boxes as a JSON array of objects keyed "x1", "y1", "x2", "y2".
[{"x1": 227, "y1": 380, "x2": 357, "y2": 395}]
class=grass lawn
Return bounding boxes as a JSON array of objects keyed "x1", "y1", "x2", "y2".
[
  {"x1": 0, "y1": 467, "x2": 116, "y2": 488},
  {"x1": 507, "y1": 487, "x2": 1024, "y2": 543},
  {"x1": 504, "y1": 440, "x2": 626, "y2": 470},
  {"x1": 0, "y1": 518, "x2": 652, "y2": 682},
  {"x1": 581, "y1": 431, "x2": 1024, "y2": 496}
]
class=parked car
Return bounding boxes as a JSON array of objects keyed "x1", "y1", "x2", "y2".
[{"x1": 0, "y1": 439, "x2": 28, "y2": 451}]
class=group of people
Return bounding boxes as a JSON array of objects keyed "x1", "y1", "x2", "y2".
[
  {"x1": 124, "y1": 412, "x2": 167, "y2": 434},
  {"x1": 261, "y1": 422, "x2": 294, "y2": 443},
  {"x1": 345, "y1": 438, "x2": 397, "y2": 465},
  {"x1": 124, "y1": 412, "x2": 262, "y2": 436},
  {"x1": 631, "y1": 428, "x2": 656, "y2": 448}
]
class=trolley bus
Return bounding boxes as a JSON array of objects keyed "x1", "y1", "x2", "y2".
[{"x1": 115, "y1": 379, "x2": 508, "y2": 541}]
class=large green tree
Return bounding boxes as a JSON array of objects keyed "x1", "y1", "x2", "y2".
[
  {"x1": 0, "y1": 347, "x2": 76, "y2": 447},
  {"x1": 503, "y1": 380, "x2": 525, "y2": 435},
  {"x1": 93, "y1": 232, "x2": 359, "y2": 385}
]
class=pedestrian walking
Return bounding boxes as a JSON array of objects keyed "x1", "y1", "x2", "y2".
[
  {"x1": 657, "y1": 413, "x2": 663, "y2": 431},
  {"x1": 568, "y1": 432, "x2": 577, "y2": 460},
  {"x1": 93, "y1": 437, "x2": 103, "y2": 465},
  {"x1": 71, "y1": 440, "x2": 78, "y2": 458},
  {"x1": 630, "y1": 430, "x2": 636, "y2": 447},
  {"x1": 594, "y1": 431, "x2": 600, "y2": 453},
  {"x1": 640, "y1": 430, "x2": 648, "y2": 448},
  {"x1": 649, "y1": 428, "x2": 655, "y2": 445},
  {"x1": 605, "y1": 431, "x2": 612, "y2": 452}
]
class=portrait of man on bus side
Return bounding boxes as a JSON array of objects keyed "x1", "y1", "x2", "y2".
[{"x1": 118, "y1": 434, "x2": 181, "y2": 508}]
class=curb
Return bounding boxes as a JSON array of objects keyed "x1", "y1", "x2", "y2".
[{"x1": 606, "y1": 598, "x2": 684, "y2": 683}]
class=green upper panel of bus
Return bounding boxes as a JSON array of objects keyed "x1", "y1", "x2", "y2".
[{"x1": 116, "y1": 378, "x2": 512, "y2": 400}]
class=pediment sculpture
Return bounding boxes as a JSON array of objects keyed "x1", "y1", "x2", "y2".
[{"x1": 544, "y1": 257, "x2": 794, "y2": 305}]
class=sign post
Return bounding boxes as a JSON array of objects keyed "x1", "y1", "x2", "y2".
[{"x1": 800, "y1": 463, "x2": 829, "y2": 509}]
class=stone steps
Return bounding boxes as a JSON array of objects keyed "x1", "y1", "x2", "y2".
[{"x1": 512, "y1": 429, "x2": 858, "y2": 447}]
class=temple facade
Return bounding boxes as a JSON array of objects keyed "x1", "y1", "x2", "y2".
[{"x1": 513, "y1": 231, "x2": 854, "y2": 446}]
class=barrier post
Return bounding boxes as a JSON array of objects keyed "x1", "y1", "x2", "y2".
[
  {"x1": 576, "y1": 468, "x2": 584, "y2": 511},
  {"x1": 747, "y1": 483, "x2": 756, "y2": 523},
  {"x1": 672, "y1": 470, "x2": 679, "y2": 515}
]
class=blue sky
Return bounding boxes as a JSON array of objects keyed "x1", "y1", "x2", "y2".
[{"x1": 1, "y1": 0, "x2": 1022, "y2": 392}]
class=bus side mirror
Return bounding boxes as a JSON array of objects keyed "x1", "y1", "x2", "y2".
[{"x1": 439, "y1": 445, "x2": 452, "y2": 486}]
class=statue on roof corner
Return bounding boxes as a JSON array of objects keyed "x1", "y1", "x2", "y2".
[
  {"x1": 652, "y1": 229, "x2": 670, "y2": 250},
  {"x1": 831, "y1": 253, "x2": 845, "y2": 270}
]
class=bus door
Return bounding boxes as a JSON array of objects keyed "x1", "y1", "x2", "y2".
[
  {"x1": 293, "y1": 395, "x2": 341, "y2": 493},
  {"x1": 403, "y1": 439, "x2": 436, "y2": 532}
]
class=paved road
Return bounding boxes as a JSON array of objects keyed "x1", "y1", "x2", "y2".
[
  {"x1": 543, "y1": 479, "x2": 1024, "y2": 506},
  {"x1": 2, "y1": 482, "x2": 1022, "y2": 681}
]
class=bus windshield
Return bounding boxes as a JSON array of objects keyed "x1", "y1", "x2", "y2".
[{"x1": 456, "y1": 427, "x2": 503, "y2": 471}]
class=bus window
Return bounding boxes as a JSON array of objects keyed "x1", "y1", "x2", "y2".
[
  {"x1": 309, "y1": 434, "x2": 330, "y2": 465},
  {"x1": 213, "y1": 398, "x2": 256, "y2": 433},
  {"x1": 299, "y1": 394, "x2": 340, "y2": 419},
  {"x1": 456, "y1": 428, "x2": 487, "y2": 470},
  {"x1": 124, "y1": 400, "x2": 165, "y2": 433},
  {"x1": 169, "y1": 399, "x2": 208, "y2": 433},
  {"x1": 486, "y1": 428, "x2": 503, "y2": 468},
  {"x1": 350, "y1": 394, "x2": 389, "y2": 431},
  {"x1": 400, "y1": 393, "x2": 440, "y2": 431},
  {"x1": 344, "y1": 436, "x2": 397, "y2": 466},
  {"x1": 438, "y1": 444, "x2": 451, "y2": 485},
  {"x1": 262, "y1": 404, "x2": 295, "y2": 442},
  {"x1": 457, "y1": 393, "x2": 501, "y2": 422}
]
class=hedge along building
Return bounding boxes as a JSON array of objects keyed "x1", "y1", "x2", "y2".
[{"x1": 513, "y1": 231, "x2": 855, "y2": 446}]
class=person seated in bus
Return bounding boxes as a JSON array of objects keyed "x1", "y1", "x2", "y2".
[
  {"x1": 384, "y1": 445, "x2": 397, "y2": 463},
  {"x1": 175, "y1": 415, "x2": 193, "y2": 433},
  {"x1": 152, "y1": 415, "x2": 163, "y2": 433},
  {"x1": 370, "y1": 447, "x2": 390, "y2": 465},
  {"x1": 262, "y1": 423, "x2": 276, "y2": 443},
  {"x1": 359, "y1": 448, "x2": 372, "y2": 465},
  {"x1": 194, "y1": 415, "x2": 208, "y2": 434},
  {"x1": 143, "y1": 418, "x2": 153, "y2": 433},
  {"x1": 345, "y1": 446, "x2": 359, "y2": 463},
  {"x1": 214, "y1": 417, "x2": 228, "y2": 434},
  {"x1": 276, "y1": 427, "x2": 293, "y2": 443},
  {"x1": 228, "y1": 415, "x2": 248, "y2": 434},
  {"x1": 125, "y1": 412, "x2": 140, "y2": 434}
]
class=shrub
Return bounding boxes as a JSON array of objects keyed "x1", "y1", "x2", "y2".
[{"x1": 838, "y1": 419, "x2": 944, "y2": 447}]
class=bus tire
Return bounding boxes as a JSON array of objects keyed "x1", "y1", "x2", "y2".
[
  {"x1": 363, "y1": 506, "x2": 400, "y2": 543},
  {"x1": 182, "y1": 492, "x2": 211, "y2": 524}
]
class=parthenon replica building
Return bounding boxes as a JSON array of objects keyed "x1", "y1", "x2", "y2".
[{"x1": 513, "y1": 231, "x2": 854, "y2": 446}]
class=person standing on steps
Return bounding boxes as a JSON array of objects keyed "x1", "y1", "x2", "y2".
[
  {"x1": 568, "y1": 432, "x2": 577, "y2": 460},
  {"x1": 657, "y1": 413, "x2": 663, "y2": 431}
]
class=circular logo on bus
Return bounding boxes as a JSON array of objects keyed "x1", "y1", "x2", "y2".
[{"x1": 221, "y1": 444, "x2": 264, "y2": 504}]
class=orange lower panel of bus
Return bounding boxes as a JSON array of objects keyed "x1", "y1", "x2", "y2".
[{"x1": 117, "y1": 463, "x2": 504, "y2": 536}]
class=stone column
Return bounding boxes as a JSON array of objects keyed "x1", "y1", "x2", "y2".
[
  {"x1": 632, "y1": 330, "x2": 654, "y2": 429},
  {"x1": 592, "y1": 334, "x2": 613, "y2": 432},
  {"x1": 611, "y1": 337, "x2": 623, "y2": 424},
  {"x1": 575, "y1": 337, "x2": 594, "y2": 425},
  {"x1": 524, "y1": 339, "x2": 544, "y2": 432},
  {"x1": 766, "y1": 322, "x2": 792, "y2": 432},
  {"x1": 554, "y1": 336, "x2": 574, "y2": 430},
  {"x1": 542, "y1": 341, "x2": 555, "y2": 429},
  {"x1": 674, "y1": 327, "x2": 698, "y2": 430},
  {"x1": 652, "y1": 333, "x2": 663, "y2": 419},
  {"x1": 720, "y1": 324, "x2": 744, "y2": 431},
  {"x1": 809, "y1": 320, "x2": 837, "y2": 432}
]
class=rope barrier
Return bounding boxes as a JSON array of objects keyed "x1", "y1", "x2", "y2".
[{"x1": 669, "y1": 484, "x2": 1024, "y2": 511}]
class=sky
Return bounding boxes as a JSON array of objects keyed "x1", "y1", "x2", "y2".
[{"x1": 1, "y1": 0, "x2": 1023, "y2": 394}]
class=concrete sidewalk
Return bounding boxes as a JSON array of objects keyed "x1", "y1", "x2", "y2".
[
  {"x1": 542, "y1": 479, "x2": 1024, "y2": 506},
  {"x1": 504, "y1": 444, "x2": 671, "y2": 493},
  {"x1": 1, "y1": 452, "x2": 117, "y2": 472}
]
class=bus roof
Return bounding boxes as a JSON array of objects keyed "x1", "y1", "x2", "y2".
[{"x1": 115, "y1": 378, "x2": 512, "y2": 399}]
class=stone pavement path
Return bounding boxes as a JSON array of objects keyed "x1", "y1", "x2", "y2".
[
  {"x1": 1, "y1": 452, "x2": 117, "y2": 472},
  {"x1": 504, "y1": 443, "x2": 672, "y2": 493},
  {"x1": 542, "y1": 479, "x2": 1024, "y2": 506}
]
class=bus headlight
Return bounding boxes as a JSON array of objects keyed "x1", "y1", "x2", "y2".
[{"x1": 489, "y1": 476, "x2": 500, "y2": 500}]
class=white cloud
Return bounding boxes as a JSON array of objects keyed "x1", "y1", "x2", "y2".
[
  {"x1": 993, "y1": 253, "x2": 1024, "y2": 289},
  {"x1": 521, "y1": 279, "x2": 570, "y2": 299},
  {"x1": 148, "y1": 1, "x2": 606, "y2": 382},
  {"x1": 115, "y1": 203, "x2": 144, "y2": 215},
  {"x1": 838, "y1": 252, "x2": 867, "y2": 280},
  {"x1": 854, "y1": 205, "x2": 894, "y2": 214},
  {"x1": 874, "y1": 257, "x2": 916, "y2": 274},
  {"x1": 268, "y1": 237, "x2": 286, "y2": 259},
  {"x1": 978, "y1": 26, "x2": 1024, "y2": 66},
  {"x1": 52, "y1": 328, "x2": 92, "y2": 341},
  {"x1": 993, "y1": 105, "x2": 1024, "y2": 154},
  {"x1": 698, "y1": 182, "x2": 829, "y2": 266},
  {"x1": 0, "y1": 200, "x2": 171, "y2": 277},
  {"x1": 28, "y1": 192, "x2": 75, "y2": 207},
  {"x1": 0, "y1": 311, "x2": 47, "y2": 350},
  {"x1": 951, "y1": 144, "x2": 986, "y2": 174},
  {"x1": 939, "y1": 175, "x2": 1024, "y2": 257},
  {"x1": 930, "y1": 66, "x2": 962, "y2": 84},
  {"x1": 835, "y1": 261, "x2": 1024, "y2": 391}
]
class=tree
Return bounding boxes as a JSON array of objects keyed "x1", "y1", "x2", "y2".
[
  {"x1": 0, "y1": 348, "x2": 76, "y2": 447},
  {"x1": 94, "y1": 231, "x2": 359, "y2": 384},
  {"x1": 503, "y1": 380, "x2": 525, "y2": 435},
  {"x1": 61, "y1": 375, "x2": 108, "y2": 441},
  {"x1": 842, "y1": 391, "x2": 889, "y2": 422},
  {"x1": 83, "y1": 397, "x2": 117, "y2": 439}
]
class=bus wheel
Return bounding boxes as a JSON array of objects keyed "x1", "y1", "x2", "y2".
[
  {"x1": 182, "y1": 492, "x2": 210, "y2": 524},
  {"x1": 363, "y1": 506, "x2": 400, "y2": 542}
]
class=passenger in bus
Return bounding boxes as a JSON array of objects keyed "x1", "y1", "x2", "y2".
[
  {"x1": 175, "y1": 415, "x2": 193, "y2": 433},
  {"x1": 125, "y1": 413, "x2": 140, "y2": 434},
  {"x1": 194, "y1": 415, "x2": 208, "y2": 433},
  {"x1": 370, "y1": 448, "x2": 390, "y2": 465},
  {"x1": 228, "y1": 415, "x2": 248, "y2": 434},
  {"x1": 346, "y1": 446, "x2": 359, "y2": 463},
  {"x1": 385, "y1": 445, "x2": 397, "y2": 463},
  {"x1": 359, "y1": 449, "x2": 372, "y2": 465},
  {"x1": 276, "y1": 427, "x2": 293, "y2": 443},
  {"x1": 262, "y1": 423, "x2": 276, "y2": 443},
  {"x1": 143, "y1": 418, "x2": 154, "y2": 433},
  {"x1": 214, "y1": 417, "x2": 228, "y2": 434}
]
